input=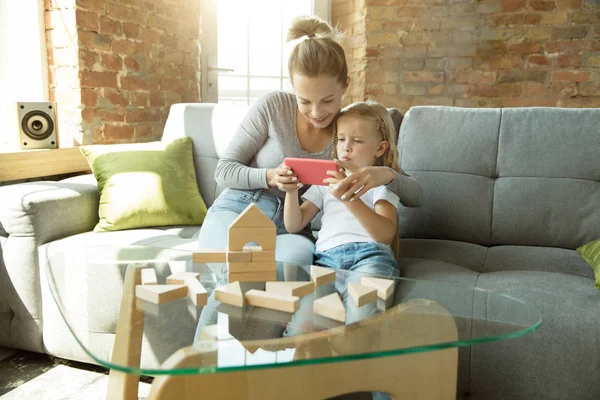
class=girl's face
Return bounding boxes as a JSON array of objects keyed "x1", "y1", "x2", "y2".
[
  {"x1": 292, "y1": 74, "x2": 348, "y2": 129},
  {"x1": 336, "y1": 115, "x2": 389, "y2": 167}
]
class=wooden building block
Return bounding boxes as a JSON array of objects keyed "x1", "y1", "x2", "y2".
[
  {"x1": 186, "y1": 278, "x2": 207, "y2": 307},
  {"x1": 166, "y1": 272, "x2": 200, "y2": 285},
  {"x1": 228, "y1": 227, "x2": 276, "y2": 251},
  {"x1": 266, "y1": 281, "x2": 314, "y2": 298},
  {"x1": 310, "y1": 265, "x2": 336, "y2": 287},
  {"x1": 192, "y1": 250, "x2": 227, "y2": 263},
  {"x1": 313, "y1": 293, "x2": 346, "y2": 323},
  {"x1": 227, "y1": 261, "x2": 276, "y2": 274},
  {"x1": 361, "y1": 277, "x2": 395, "y2": 300},
  {"x1": 244, "y1": 289, "x2": 299, "y2": 313},
  {"x1": 348, "y1": 283, "x2": 377, "y2": 307},
  {"x1": 141, "y1": 268, "x2": 157, "y2": 285},
  {"x1": 227, "y1": 251, "x2": 253, "y2": 262},
  {"x1": 251, "y1": 249, "x2": 275, "y2": 262},
  {"x1": 135, "y1": 284, "x2": 187, "y2": 304},
  {"x1": 215, "y1": 281, "x2": 243, "y2": 307},
  {"x1": 228, "y1": 270, "x2": 277, "y2": 283},
  {"x1": 229, "y1": 203, "x2": 275, "y2": 228}
]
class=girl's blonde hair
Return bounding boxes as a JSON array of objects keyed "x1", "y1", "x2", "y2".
[
  {"x1": 333, "y1": 101, "x2": 402, "y2": 258},
  {"x1": 287, "y1": 16, "x2": 348, "y2": 86}
]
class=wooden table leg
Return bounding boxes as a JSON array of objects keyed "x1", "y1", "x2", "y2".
[
  {"x1": 106, "y1": 264, "x2": 147, "y2": 400},
  {"x1": 148, "y1": 299, "x2": 458, "y2": 400}
]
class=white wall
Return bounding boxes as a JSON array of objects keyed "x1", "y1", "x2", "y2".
[{"x1": 0, "y1": 0, "x2": 48, "y2": 151}]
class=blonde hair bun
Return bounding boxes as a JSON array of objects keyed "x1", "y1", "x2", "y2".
[
  {"x1": 286, "y1": 16, "x2": 348, "y2": 84},
  {"x1": 287, "y1": 15, "x2": 343, "y2": 43}
]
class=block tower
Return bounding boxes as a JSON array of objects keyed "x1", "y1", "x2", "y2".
[
  {"x1": 193, "y1": 203, "x2": 277, "y2": 283},
  {"x1": 226, "y1": 203, "x2": 277, "y2": 282}
]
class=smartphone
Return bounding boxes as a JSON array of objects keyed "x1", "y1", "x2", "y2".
[{"x1": 284, "y1": 158, "x2": 338, "y2": 186}]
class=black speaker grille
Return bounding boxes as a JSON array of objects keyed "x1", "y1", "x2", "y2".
[{"x1": 21, "y1": 110, "x2": 55, "y2": 140}]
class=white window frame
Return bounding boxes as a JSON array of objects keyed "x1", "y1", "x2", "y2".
[{"x1": 210, "y1": 0, "x2": 331, "y2": 105}]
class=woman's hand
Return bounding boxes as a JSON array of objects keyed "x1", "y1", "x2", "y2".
[
  {"x1": 330, "y1": 160, "x2": 395, "y2": 201},
  {"x1": 267, "y1": 163, "x2": 302, "y2": 192}
]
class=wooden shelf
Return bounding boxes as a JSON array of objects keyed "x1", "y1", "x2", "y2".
[{"x1": 0, "y1": 147, "x2": 91, "y2": 182}]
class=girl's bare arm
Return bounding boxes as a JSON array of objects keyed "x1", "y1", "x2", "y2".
[
  {"x1": 344, "y1": 199, "x2": 398, "y2": 245},
  {"x1": 284, "y1": 190, "x2": 320, "y2": 233}
]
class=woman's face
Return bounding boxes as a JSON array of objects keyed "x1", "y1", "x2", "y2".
[{"x1": 292, "y1": 74, "x2": 347, "y2": 129}]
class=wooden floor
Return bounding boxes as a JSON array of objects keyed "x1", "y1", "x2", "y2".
[{"x1": 0, "y1": 347, "x2": 151, "y2": 400}]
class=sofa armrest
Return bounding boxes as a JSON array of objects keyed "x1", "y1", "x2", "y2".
[{"x1": 0, "y1": 175, "x2": 100, "y2": 244}]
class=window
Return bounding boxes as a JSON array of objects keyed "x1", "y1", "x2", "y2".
[
  {"x1": 216, "y1": 0, "x2": 330, "y2": 106},
  {"x1": 0, "y1": 0, "x2": 49, "y2": 152}
]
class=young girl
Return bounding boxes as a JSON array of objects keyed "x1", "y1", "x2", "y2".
[
  {"x1": 284, "y1": 100, "x2": 401, "y2": 281},
  {"x1": 283, "y1": 102, "x2": 400, "y2": 400}
]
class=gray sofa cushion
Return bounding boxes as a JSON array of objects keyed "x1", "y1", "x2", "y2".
[
  {"x1": 399, "y1": 239, "x2": 488, "y2": 273},
  {"x1": 398, "y1": 172, "x2": 494, "y2": 246},
  {"x1": 493, "y1": 108, "x2": 599, "y2": 248},
  {"x1": 471, "y1": 271, "x2": 600, "y2": 400},
  {"x1": 492, "y1": 177, "x2": 600, "y2": 248},
  {"x1": 497, "y1": 108, "x2": 599, "y2": 180},
  {"x1": 398, "y1": 107, "x2": 501, "y2": 177},
  {"x1": 484, "y1": 245, "x2": 595, "y2": 279},
  {"x1": 397, "y1": 107, "x2": 501, "y2": 245},
  {"x1": 39, "y1": 229, "x2": 201, "y2": 262}
]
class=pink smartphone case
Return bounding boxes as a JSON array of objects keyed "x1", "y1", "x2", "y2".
[{"x1": 284, "y1": 158, "x2": 337, "y2": 186}]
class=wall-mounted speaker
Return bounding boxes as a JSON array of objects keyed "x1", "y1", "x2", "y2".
[{"x1": 14, "y1": 102, "x2": 59, "y2": 150}]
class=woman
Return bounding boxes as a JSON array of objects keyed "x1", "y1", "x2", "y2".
[{"x1": 197, "y1": 15, "x2": 423, "y2": 266}]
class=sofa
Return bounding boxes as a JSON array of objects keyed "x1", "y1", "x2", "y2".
[{"x1": 1, "y1": 103, "x2": 599, "y2": 400}]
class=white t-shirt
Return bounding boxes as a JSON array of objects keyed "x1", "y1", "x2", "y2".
[{"x1": 302, "y1": 185, "x2": 400, "y2": 252}]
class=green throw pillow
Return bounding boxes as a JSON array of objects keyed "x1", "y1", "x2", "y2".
[
  {"x1": 576, "y1": 238, "x2": 600, "y2": 290},
  {"x1": 80, "y1": 137, "x2": 207, "y2": 232}
]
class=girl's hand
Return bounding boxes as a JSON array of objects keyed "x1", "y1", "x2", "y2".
[
  {"x1": 268, "y1": 163, "x2": 302, "y2": 192},
  {"x1": 330, "y1": 160, "x2": 395, "y2": 201},
  {"x1": 325, "y1": 168, "x2": 348, "y2": 201}
]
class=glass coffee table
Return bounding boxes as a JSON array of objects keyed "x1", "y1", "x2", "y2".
[{"x1": 45, "y1": 246, "x2": 541, "y2": 400}]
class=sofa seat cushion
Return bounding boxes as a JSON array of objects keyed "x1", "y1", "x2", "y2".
[
  {"x1": 154, "y1": 226, "x2": 202, "y2": 239},
  {"x1": 399, "y1": 239, "x2": 488, "y2": 272},
  {"x1": 484, "y1": 245, "x2": 595, "y2": 280},
  {"x1": 40, "y1": 229, "x2": 201, "y2": 264},
  {"x1": 400, "y1": 256, "x2": 479, "y2": 286},
  {"x1": 469, "y1": 270, "x2": 600, "y2": 400},
  {"x1": 39, "y1": 239, "x2": 203, "y2": 368}
]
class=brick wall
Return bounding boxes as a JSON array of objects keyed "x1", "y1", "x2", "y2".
[
  {"x1": 333, "y1": 0, "x2": 368, "y2": 104},
  {"x1": 45, "y1": 0, "x2": 201, "y2": 145},
  {"x1": 333, "y1": 0, "x2": 600, "y2": 111}
]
